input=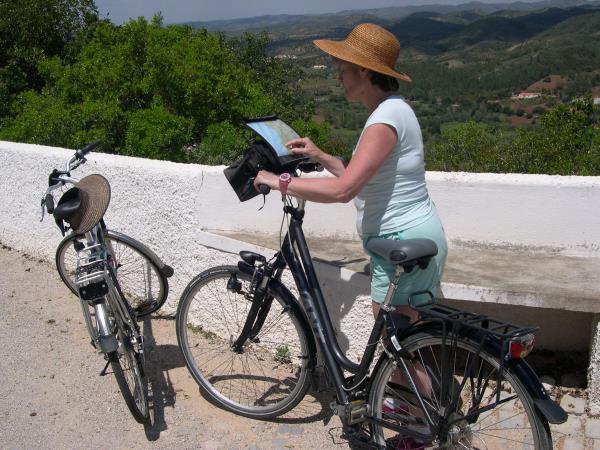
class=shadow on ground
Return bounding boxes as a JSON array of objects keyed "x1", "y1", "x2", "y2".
[{"x1": 140, "y1": 316, "x2": 185, "y2": 441}]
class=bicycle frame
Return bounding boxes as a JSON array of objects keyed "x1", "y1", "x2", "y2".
[
  {"x1": 74, "y1": 223, "x2": 142, "y2": 357},
  {"x1": 236, "y1": 200, "x2": 425, "y2": 421}
]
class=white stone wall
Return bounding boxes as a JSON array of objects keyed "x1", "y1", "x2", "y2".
[{"x1": 2, "y1": 140, "x2": 600, "y2": 362}]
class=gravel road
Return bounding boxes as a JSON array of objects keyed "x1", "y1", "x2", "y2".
[{"x1": 0, "y1": 244, "x2": 362, "y2": 450}]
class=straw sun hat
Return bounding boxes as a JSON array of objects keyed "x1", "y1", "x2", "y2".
[
  {"x1": 313, "y1": 23, "x2": 411, "y2": 83},
  {"x1": 57, "y1": 174, "x2": 111, "y2": 235}
]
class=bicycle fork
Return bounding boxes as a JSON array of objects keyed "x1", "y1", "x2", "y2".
[{"x1": 230, "y1": 262, "x2": 275, "y2": 352}]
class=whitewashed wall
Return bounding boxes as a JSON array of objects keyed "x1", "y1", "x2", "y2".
[{"x1": 2, "y1": 141, "x2": 600, "y2": 360}]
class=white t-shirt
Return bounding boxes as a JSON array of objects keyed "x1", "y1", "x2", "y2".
[{"x1": 353, "y1": 96, "x2": 433, "y2": 237}]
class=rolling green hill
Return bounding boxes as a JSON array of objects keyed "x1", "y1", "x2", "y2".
[{"x1": 187, "y1": 2, "x2": 600, "y2": 157}]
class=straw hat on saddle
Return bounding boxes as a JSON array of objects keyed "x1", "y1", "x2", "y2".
[
  {"x1": 313, "y1": 23, "x2": 411, "y2": 83},
  {"x1": 58, "y1": 174, "x2": 111, "y2": 235}
]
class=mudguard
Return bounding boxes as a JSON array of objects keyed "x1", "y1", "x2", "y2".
[{"x1": 105, "y1": 230, "x2": 174, "y2": 277}]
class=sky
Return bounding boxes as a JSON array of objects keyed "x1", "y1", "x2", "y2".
[{"x1": 94, "y1": 0, "x2": 551, "y2": 24}]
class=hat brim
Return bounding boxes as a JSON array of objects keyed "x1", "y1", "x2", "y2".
[
  {"x1": 69, "y1": 174, "x2": 111, "y2": 235},
  {"x1": 314, "y1": 39, "x2": 412, "y2": 83}
]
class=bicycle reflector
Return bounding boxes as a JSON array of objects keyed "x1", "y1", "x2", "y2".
[{"x1": 507, "y1": 334, "x2": 535, "y2": 359}]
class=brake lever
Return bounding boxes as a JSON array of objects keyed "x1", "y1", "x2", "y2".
[
  {"x1": 40, "y1": 197, "x2": 46, "y2": 222},
  {"x1": 71, "y1": 157, "x2": 86, "y2": 171}
]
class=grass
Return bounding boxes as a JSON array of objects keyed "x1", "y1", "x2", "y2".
[
  {"x1": 275, "y1": 344, "x2": 291, "y2": 363},
  {"x1": 187, "y1": 323, "x2": 218, "y2": 341}
]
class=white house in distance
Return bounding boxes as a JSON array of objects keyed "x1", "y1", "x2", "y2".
[
  {"x1": 592, "y1": 86, "x2": 600, "y2": 105},
  {"x1": 511, "y1": 92, "x2": 542, "y2": 100}
]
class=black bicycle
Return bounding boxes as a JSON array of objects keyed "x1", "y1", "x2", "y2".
[
  {"x1": 176, "y1": 126, "x2": 566, "y2": 449},
  {"x1": 40, "y1": 141, "x2": 172, "y2": 422}
]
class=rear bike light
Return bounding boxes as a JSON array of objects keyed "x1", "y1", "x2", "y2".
[{"x1": 507, "y1": 333, "x2": 535, "y2": 359}]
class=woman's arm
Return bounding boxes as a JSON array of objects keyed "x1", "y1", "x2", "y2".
[{"x1": 255, "y1": 123, "x2": 397, "y2": 203}]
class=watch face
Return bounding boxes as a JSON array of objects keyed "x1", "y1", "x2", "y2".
[{"x1": 280, "y1": 173, "x2": 291, "y2": 182}]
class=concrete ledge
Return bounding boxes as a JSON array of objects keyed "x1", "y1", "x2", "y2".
[
  {"x1": 211, "y1": 230, "x2": 600, "y2": 314},
  {"x1": 204, "y1": 229, "x2": 600, "y2": 416}
]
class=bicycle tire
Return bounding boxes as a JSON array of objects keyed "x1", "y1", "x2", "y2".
[
  {"x1": 106, "y1": 264, "x2": 150, "y2": 424},
  {"x1": 368, "y1": 329, "x2": 552, "y2": 449},
  {"x1": 108, "y1": 325, "x2": 150, "y2": 424},
  {"x1": 55, "y1": 230, "x2": 168, "y2": 316},
  {"x1": 176, "y1": 265, "x2": 312, "y2": 419}
]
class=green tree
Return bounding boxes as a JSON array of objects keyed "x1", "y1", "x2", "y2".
[
  {"x1": 510, "y1": 97, "x2": 599, "y2": 174},
  {"x1": 425, "y1": 98, "x2": 599, "y2": 175},
  {"x1": 426, "y1": 121, "x2": 503, "y2": 172},
  {"x1": 1, "y1": 17, "x2": 317, "y2": 163},
  {"x1": 0, "y1": 0, "x2": 99, "y2": 116},
  {"x1": 228, "y1": 32, "x2": 314, "y2": 123}
]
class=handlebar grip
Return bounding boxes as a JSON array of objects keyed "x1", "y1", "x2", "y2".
[
  {"x1": 76, "y1": 140, "x2": 102, "y2": 159},
  {"x1": 258, "y1": 184, "x2": 271, "y2": 195}
]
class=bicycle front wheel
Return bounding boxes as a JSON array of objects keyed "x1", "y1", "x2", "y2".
[
  {"x1": 109, "y1": 323, "x2": 149, "y2": 424},
  {"x1": 369, "y1": 330, "x2": 552, "y2": 449},
  {"x1": 176, "y1": 266, "x2": 312, "y2": 419},
  {"x1": 55, "y1": 231, "x2": 168, "y2": 316}
]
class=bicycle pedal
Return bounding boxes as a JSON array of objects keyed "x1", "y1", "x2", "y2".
[{"x1": 332, "y1": 400, "x2": 369, "y2": 425}]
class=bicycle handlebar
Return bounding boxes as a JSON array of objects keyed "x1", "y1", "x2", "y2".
[
  {"x1": 297, "y1": 159, "x2": 323, "y2": 174},
  {"x1": 255, "y1": 160, "x2": 323, "y2": 199},
  {"x1": 40, "y1": 140, "x2": 103, "y2": 221},
  {"x1": 75, "y1": 140, "x2": 102, "y2": 160},
  {"x1": 258, "y1": 184, "x2": 271, "y2": 195}
]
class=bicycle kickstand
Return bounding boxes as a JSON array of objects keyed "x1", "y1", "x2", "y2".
[{"x1": 100, "y1": 359, "x2": 111, "y2": 376}]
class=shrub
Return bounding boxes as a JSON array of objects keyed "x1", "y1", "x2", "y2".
[
  {"x1": 191, "y1": 121, "x2": 251, "y2": 165},
  {"x1": 124, "y1": 105, "x2": 192, "y2": 161}
]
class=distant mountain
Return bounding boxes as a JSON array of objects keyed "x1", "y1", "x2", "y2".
[
  {"x1": 183, "y1": 0, "x2": 599, "y2": 35},
  {"x1": 437, "y1": 6, "x2": 593, "y2": 48},
  {"x1": 253, "y1": 5, "x2": 598, "y2": 56}
]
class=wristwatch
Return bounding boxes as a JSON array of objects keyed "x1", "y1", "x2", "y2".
[{"x1": 279, "y1": 173, "x2": 292, "y2": 195}]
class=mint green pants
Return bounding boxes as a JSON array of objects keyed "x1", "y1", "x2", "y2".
[{"x1": 363, "y1": 211, "x2": 447, "y2": 305}]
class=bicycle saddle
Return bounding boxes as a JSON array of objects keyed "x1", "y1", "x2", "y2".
[
  {"x1": 365, "y1": 238, "x2": 438, "y2": 271},
  {"x1": 53, "y1": 188, "x2": 81, "y2": 220}
]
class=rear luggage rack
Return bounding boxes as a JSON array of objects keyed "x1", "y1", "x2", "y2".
[
  {"x1": 414, "y1": 300, "x2": 538, "y2": 340},
  {"x1": 74, "y1": 242, "x2": 108, "y2": 286}
]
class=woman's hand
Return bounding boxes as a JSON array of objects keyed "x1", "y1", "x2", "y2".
[
  {"x1": 253, "y1": 170, "x2": 279, "y2": 192},
  {"x1": 285, "y1": 137, "x2": 325, "y2": 161},
  {"x1": 286, "y1": 137, "x2": 346, "y2": 177}
]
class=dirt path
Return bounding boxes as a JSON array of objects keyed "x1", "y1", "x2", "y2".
[{"x1": 0, "y1": 244, "x2": 357, "y2": 450}]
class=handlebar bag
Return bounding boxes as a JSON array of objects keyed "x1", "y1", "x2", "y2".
[
  {"x1": 223, "y1": 141, "x2": 272, "y2": 202},
  {"x1": 223, "y1": 134, "x2": 308, "y2": 202}
]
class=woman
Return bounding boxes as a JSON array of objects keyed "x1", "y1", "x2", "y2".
[{"x1": 254, "y1": 23, "x2": 447, "y2": 325}]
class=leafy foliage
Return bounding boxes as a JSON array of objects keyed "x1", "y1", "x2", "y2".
[
  {"x1": 0, "y1": 0, "x2": 99, "y2": 116},
  {"x1": 1, "y1": 2, "x2": 599, "y2": 175},
  {"x1": 426, "y1": 97, "x2": 599, "y2": 175},
  {"x1": 0, "y1": 15, "x2": 318, "y2": 163},
  {"x1": 124, "y1": 105, "x2": 193, "y2": 161}
]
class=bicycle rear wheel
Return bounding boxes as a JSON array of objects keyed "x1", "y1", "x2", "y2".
[
  {"x1": 56, "y1": 231, "x2": 168, "y2": 316},
  {"x1": 368, "y1": 330, "x2": 552, "y2": 449},
  {"x1": 176, "y1": 266, "x2": 312, "y2": 419}
]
